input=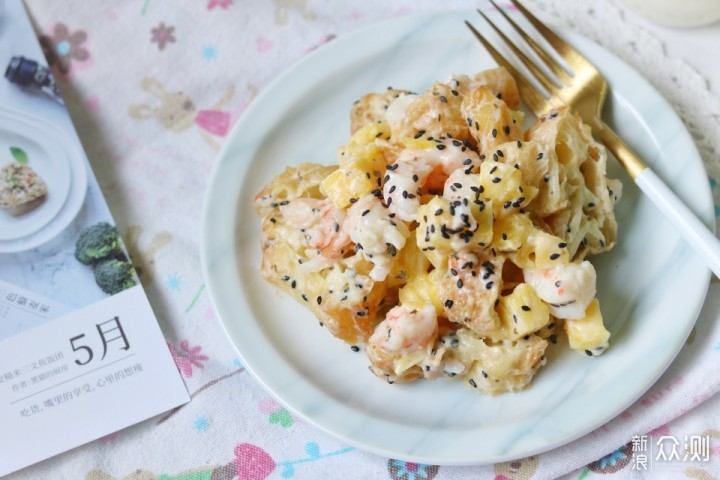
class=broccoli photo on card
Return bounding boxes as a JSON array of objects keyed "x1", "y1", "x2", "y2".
[
  {"x1": 74, "y1": 222, "x2": 137, "y2": 295},
  {"x1": 0, "y1": 1, "x2": 188, "y2": 475}
]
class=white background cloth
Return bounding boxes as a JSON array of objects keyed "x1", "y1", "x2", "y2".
[{"x1": 7, "y1": 1, "x2": 720, "y2": 478}]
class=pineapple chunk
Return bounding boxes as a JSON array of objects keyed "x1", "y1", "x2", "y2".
[
  {"x1": 347, "y1": 121, "x2": 391, "y2": 147},
  {"x1": 498, "y1": 283, "x2": 550, "y2": 340},
  {"x1": 564, "y1": 299, "x2": 610, "y2": 356},
  {"x1": 320, "y1": 168, "x2": 375, "y2": 209},
  {"x1": 322, "y1": 143, "x2": 386, "y2": 209},
  {"x1": 478, "y1": 161, "x2": 529, "y2": 211},
  {"x1": 388, "y1": 237, "x2": 431, "y2": 287},
  {"x1": 512, "y1": 230, "x2": 570, "y2": 269},
  {"x1": 398, "y1": 269, "x2": 444, "y2": 315},
  {"x1": 400, "y1": 137, "x2": 438, "y2": 151},
  {"x1": 492, "y1": 212, "x2": 533, "y2": 252}
]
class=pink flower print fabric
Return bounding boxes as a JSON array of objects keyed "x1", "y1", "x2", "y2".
[{"x1": 168, "y1": 340, "x2": 209, "y2": 377}]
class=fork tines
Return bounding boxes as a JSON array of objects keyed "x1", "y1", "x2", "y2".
[{"x1": 465, "y1": 0, "x2": 594, "y2": 114}]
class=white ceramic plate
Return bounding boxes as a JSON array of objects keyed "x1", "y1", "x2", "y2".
[
  {"x1": 0, "y1": 107, "x2": 87, "y2": 252},
  {"x1": 202, "y1": 11, "x2": 712, "y2": 465}
]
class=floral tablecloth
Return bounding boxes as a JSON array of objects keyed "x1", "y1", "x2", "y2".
[{"x1": 9, "y1": 0, "x2": 720, "y2": 479}]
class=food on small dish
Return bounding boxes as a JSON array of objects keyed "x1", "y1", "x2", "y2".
[
  {"x1": 0, "y1": 162, "x2": 47, "y2": 211},
  {"x1": 254, "y1": 67, "x2": 621, "y2": 394}
]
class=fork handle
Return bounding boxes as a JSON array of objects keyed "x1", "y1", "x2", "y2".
[
  {"x1": 635, "y1": 168, "x2": 720, "y2": 278},
  {"x1": 595, "y1": 120, "x2": 720, "y2": 279}
]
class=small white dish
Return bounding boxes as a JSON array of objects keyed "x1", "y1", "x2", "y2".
[
  {"x1": 0, "y1": 107, "x2": 87, "y2": 252},
  {"x1": 201, "y1": 10, "x2": 712, "y2": 465},
  {"x1": 0, "y1": 110, "x2": 71, "y2": 241}
]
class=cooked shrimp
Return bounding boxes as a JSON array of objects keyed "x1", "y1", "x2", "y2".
[
  {"x1": 383, "y1": 140, "x2": 482, "y2": 221},
  {"x1": 369, "y1": 304, "x2": 437, "y2": 354},
  {"x1": 523, "y1": 260, "x2": 597, "y2": 319},
  {"x1": 342, "y1": 194, "x2": 409, "y2": 281},
  {"x1": 279, "y1": 198, "x2": 351, "y2": 258}
]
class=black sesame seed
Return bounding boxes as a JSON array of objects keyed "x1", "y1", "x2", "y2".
[
  {"x1": 445, "y1": 299, "x2": 454, "y2": 309},
  {"x1": 492, "y1": 177, "x2": 501, "y2": 184},
  {"x1": 503, "y1": 125, "x2": 510, "y2": 135},
  {"x1": 469, "y1": 378, "x2": 477, "y2": 388},
  {"x1": 317, "y1": 296, "x2": 322, "y2": 305},
  {"x1": 436, "y1": 144, "x2": 446, "y2": 150},
  {"x1": 585, "y1": 350, "x2": 593, "y2": 356},
  {"x1": 457, "y1": 279, "x2": 463, "y2": 289},
  {"x1": 521, "y1": 305, "x2": 531, "y2": 311},
  {"x1": 481, "y1": 370, "x2": 488, "y2": 378},
  {"x1": 351, "y1": 345, "x2": 360, "y2": 352},
  {"x1": 491, "y1": 128, "x2": 497, "y2": 138},
  {"x1": 550, "y1": 253, "x2": 561, "y2": 260},
  {"x1": 301, "y1": 294, "x2": 308, "y2": 301},
  {"x1": 485, "y1": 281, "x2": 494, "y2": 289},
  {"x1": 362, "y1": 209, "x2": 370, "y2": 217},
  {"x1": 291, "y1": 280, "x2": 297, "y2": 289},
  {"x1": 558, "y1": 242, "x2": 567, "y2": 248},
  {"x1": 537, "y1": 152, "x2": 544, "y2": 160},
  {"x1": 349, "y1": 197, "x2": 358, "y2": 203}
]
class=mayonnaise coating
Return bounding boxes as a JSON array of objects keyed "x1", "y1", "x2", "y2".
[{"x1": 342, "y1": 194, "x2": 409, "y2": 281}]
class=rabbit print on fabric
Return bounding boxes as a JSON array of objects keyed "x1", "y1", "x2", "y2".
[{"x1": 128, "y1": 77, "x2": 253, "y2": 149}]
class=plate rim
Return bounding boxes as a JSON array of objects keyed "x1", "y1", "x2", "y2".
[{"x1": 201, "y1": 9, "x2": 712, "y2": 465}]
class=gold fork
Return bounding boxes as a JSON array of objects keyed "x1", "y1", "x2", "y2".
[{"x1": 466, "y1": 0, "x2": 720, "y2": 278}]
